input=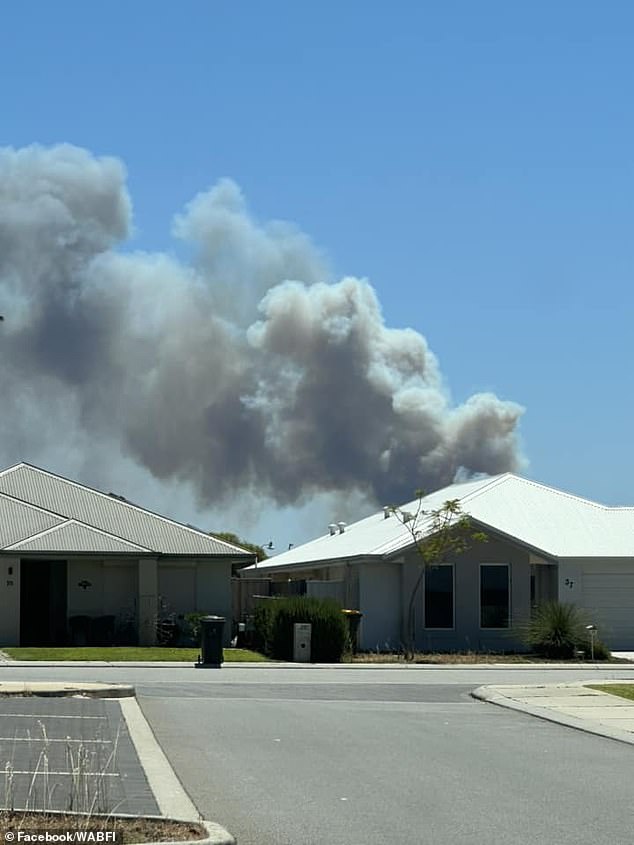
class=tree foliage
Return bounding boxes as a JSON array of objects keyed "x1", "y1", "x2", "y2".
[
  {"x1": 391, "y1": 493, "x2": 487, "y2": 660},
  {"x1": 210, "y1": 531, "x2": 270, "y2": 568}
]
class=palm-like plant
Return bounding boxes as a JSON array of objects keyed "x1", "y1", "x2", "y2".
[{"x1": 525, "y1": 601, "x2": 588, "y2": 659}]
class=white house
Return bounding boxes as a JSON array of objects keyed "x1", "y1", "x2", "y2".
[
  {"x1": 241, "y1": 474, "x2": 634, "y2": 652},
  {"x1": 0, "y1": 463, "x2": 253, "y2": 646}
]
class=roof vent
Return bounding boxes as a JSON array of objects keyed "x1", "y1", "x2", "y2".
[
  {"x1": 402, "y1": 511, "x2": 414, "y2": 524},
  {"x1": 328, "y1": 523, "x2": 338, "y2": 536},
  {"x1": 337, "y1": 521, "x2": 347, "y2": 534},
  {"x1": 108, "y1": 492, "x2": 129, "y2": 503},
  {"x1": 383, "y1": 506, "x2": 391, "y2": 520}
]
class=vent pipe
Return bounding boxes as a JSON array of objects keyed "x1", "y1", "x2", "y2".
[
  {"x1": 383, "y1": 506, "x2": 391, "y2": 520},
  {"x1": 337, "y1": 521, "x2": 347, "y2": 534},
  {"x1": 328, "y1": 523, "x2": 338, "y2": 536}
]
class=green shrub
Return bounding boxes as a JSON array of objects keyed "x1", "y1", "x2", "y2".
[
  {"x1": 183, "y1": 611, "x2": 210, "y2": 643},
  {"x1": 524, "y1": 602, "x2": 598, "y2": 659},
  {"x1": 252, "y1": 599, "x2": 280, "y2": 655},
  {"x1": 254, "y1": 596, "x2": 349, "y2": 662},
  {"x1": 581, "y1": 638, "x2": 611, "y2": 661}
]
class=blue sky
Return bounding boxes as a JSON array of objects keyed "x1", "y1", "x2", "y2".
[{"x1": 2, "y1": 2, "x2": 634, "y2": 547}]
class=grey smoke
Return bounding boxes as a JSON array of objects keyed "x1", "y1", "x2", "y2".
[{"x1": 0, "y1": 143, "x2": 525, "y2": 508}]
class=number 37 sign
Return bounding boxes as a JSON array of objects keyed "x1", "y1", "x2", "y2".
[{"x1": 560, "y1": 566, "x2": 581, "y2": 598}]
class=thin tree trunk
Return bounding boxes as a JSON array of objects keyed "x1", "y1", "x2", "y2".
[{"x1": 405, "y1": 566, "x2": 425, "y2": 660}]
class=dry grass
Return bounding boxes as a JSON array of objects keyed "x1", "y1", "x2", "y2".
[
  {"x1": 0, "y1": 812, "x2": 206, "y2": 843},
  {"x1": 350, "y1": 651, "x2": 628, "y2": 664},
  {"x1": 0, "y1": 717, "x2": 210, "y2": 843}
]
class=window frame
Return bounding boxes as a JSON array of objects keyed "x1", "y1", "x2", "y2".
[
  {"x1": 479, "y1": 563, "x2": 511, "y2": 630},
  {"x1": 423, "y1": 563, "x2": 455, "y2": 631}
]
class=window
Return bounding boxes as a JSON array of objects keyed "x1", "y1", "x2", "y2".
[
  {"x1": 424, "y1": 565, "x2": 454, "y2": 629},
  {"x1": 480, "y1": 564, "x2": 509, "y2": 628}
]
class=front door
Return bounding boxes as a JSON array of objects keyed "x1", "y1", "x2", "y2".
[
  {"x1": 530, "y1": 563, "x2": 558, "y2": 611},
  {"x1": 20, "y1": 559, "x2": 68, "y2": 646}
]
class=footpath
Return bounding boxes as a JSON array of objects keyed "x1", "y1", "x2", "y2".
[{"x1": 473, "y1": 680, "x2": 634, "y2": 746}]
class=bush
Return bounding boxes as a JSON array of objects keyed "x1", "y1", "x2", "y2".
[
  {"x1": 524, "y1": 602, "x2": 609, "y2": 660},
  {"x1": 254, "y1": 596, "x2": 349, "y2": 662},
  {"x1": 581, "y1": 638, "x2": 611, "y2": 661},
  {"x1": 252, "y1": 600, "x2": 279, "y2": 655},
  {"x1": 183, "y1": 612, "x2": 210, "y2": 644}
]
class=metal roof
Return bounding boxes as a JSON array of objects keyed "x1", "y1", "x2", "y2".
[
  {"x1": 6, "y1": 521, "x2": 152, "y2": 554},
  {"x1": 0, "y1": 463, "x2": 252, "y2": 558},
  {"x1": 0, "y1": 492, "x2": 65, "y2": 548},
  {"x1": 245, "y1": 474, "x2": 634, "y2": 573}
]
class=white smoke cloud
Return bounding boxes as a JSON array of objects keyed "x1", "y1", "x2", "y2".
[{"x1": 0, "y1": 143, "x2": 526, "y2": 510}]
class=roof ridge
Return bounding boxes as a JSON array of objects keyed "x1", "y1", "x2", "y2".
[
  {"x1": 0, "y1": 488, "x2": 68, "y2": 522},
  {"x1": 448, "y1": 472, "x2": 513, "y2": 505},
  {"x1": 506, "y1": 475, "x2": 613, "y2": 511},
  {"x1": 392, "y1": 473, "x2": 511, "y2": 520},
  {"x1": 3, "y1": 519, "x2": 71, "y2": 550},
  {"x1": 59, "y1": 518, "x2": 152, "y2": 551},
  {"x1": 6, "y1": 463, "x2": 251, "y2": 556},
  {"x1": 4, "y1": 518, "x2": 152, "y2": 552}
]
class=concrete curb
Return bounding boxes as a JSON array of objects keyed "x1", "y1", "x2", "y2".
[
  {"x1": 117, "y1": 699, "x2": 237, "y2": 843},
  {"x1": 0, "y1": 683, "x2": 236, "y2": 843},
  {"x1": 196, "y1": 820, "x2": 236, "y2": 845},
  {"x1": 119, "y1": 696, "x2": 199, "y2": 821},
  {"x1": 11, "y1": 812, "x2": 235, "y2": 845},
  {"x1": 471, "y1": 683, "x2": 634, "y2": 747},
  {"x1": 0, "y1": 681, "x2": 135, "y2": 697},
  {"x1": 114, "y1": 818, "x2": 235, "y2": 845},
  {"x1": 109, "y1": 818, "x2": 236, "y2": 845}
]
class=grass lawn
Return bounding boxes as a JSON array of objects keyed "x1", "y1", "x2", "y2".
[
  {"x1": 587, "y1": 683, "x2": 634, "y2": 701},
  {"x1": 2, "y1": 646, "x2": 268, "y2": 662}
]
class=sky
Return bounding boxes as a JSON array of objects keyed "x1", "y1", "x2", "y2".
[{"x1": 1, "y1": 1, "x2": 633, "y2": 552}]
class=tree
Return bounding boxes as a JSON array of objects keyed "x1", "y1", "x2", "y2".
[
  {"x1": 210, "y1": 531, "x2": 270, "y2": 574},
  {"x1": 391, "y1": 493, "x2": 487, "y2": 660}
]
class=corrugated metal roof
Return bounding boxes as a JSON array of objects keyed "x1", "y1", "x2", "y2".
[
  {"x1": 246, "y1": 474, "x2": 634, "y2": 572},
  {"x1": 6, "y1": 521, "x2": 152, "y2": 554},
  {"x1": 0, "y1": 493, "x2": 65, "y2": 549},
  {"x1": 247, "y1": 475, "x2": 507, "y2": 569},
  {"x1": 0, "y1": 463, "x2": 252, "y2": 558}
]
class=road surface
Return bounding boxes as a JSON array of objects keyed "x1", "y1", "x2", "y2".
[{"x1": 3, "y1": 663, "x2": 632, "y2": 844}]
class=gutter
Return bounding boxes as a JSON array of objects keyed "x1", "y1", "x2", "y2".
[{"x1": 240, "y1": 554, "x2": 383, "y2": 576}]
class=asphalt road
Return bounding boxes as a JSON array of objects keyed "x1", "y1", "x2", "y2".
[
  {"x1": 3, "y1": 664, "x2": 634, "y2": 844},
  {"x1": 135, "y1": 667, "x2": 634, "y2": 845}
]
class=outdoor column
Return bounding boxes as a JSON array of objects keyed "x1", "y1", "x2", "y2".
[
  {"x1": 0, "y1": 556, "x2": 20, "y2": 645},
  {"x1": 138, "y1": 557, "x2": 158, "y2": 646}
]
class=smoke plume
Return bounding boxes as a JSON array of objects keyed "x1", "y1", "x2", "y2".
[{"x1": 0, "y1": 144, "x2": 525, "y2": 510}]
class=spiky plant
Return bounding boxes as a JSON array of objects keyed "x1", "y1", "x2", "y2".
[{"x1": 524, "y1": 602, "x2": 588, "y2": 659}]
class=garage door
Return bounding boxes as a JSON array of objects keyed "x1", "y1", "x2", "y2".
[{"x1": 582, "y1": 574, "x2": 634, "y2": 649}]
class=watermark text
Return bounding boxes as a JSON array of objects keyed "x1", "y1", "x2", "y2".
[{"x1": 4, "y1": 831, "x2": 119, "y2": 843}]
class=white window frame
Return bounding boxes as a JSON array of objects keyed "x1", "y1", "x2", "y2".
[
  {"x1": 479, "y1": 563, "x2": 511, "y2": 630},
  {"x1": 424, "y1": 563, "x2": 455, "y2": 630}
]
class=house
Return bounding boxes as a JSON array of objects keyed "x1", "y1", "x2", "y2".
[
  {"x1": 240, "y1": 474, "x2": 634, "y2": 652},
  {"x1": 0, "y1": 463, "x2": 253, "y2": 647}
]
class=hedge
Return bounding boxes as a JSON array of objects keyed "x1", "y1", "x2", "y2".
[{"x1": 254, "y1": 596, "x2": 349, "y2": 662}]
